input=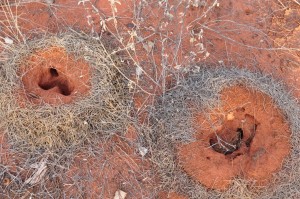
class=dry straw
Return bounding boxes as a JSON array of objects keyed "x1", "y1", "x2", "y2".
[{"x1": 149, "y1": 67, "x2": 300, "y2": 198}]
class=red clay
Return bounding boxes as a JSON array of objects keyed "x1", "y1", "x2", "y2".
[
  {"x1": 178, "y1": 86, "x2": 291, "y2": 190},
  {"x1": 20, "y1": 46, "x2": 90, "y2": 105}
]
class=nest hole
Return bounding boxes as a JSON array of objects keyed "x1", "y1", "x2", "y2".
[
  {"x1": 49, "y1": 67, "x2": 59, "y2": 77},
  {"x1": 38, "y1": 68, "x2": 74, "y2": 96},
  {"x1": 209, "y1": 128, "x2": 244, "y2": 155},
  {"x1": 209, "y1": 114, "x2": 258, "y2": 156}
]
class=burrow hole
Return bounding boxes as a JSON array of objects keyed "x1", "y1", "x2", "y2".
[
  {"x1": 209, "y1": 113, "x2": 258, "y2": 157},
  {"x1": 209, "y1": 128, "x2": 244, "y2": 155},
  {"x1": 49, "y1": 68, "x2": 59, "y2": 77},
  {"x1": 38, "y1": 67, "x2": 74, "y2": 96}
]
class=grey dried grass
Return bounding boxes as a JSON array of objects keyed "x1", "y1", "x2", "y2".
[{"x1": 149, "y1": 67, "x2": 300, "y2": 199}]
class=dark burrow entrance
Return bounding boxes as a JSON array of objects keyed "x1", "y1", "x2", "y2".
[
  {"x1": 209, "y1": 128, "x2": 244, "y2": 155},
  {"x1": 209, "y1": 113, "x2": 259, "y2": 158},
  {"x1": 38, "y1": 67, "x2": 74, "y2": 96}
]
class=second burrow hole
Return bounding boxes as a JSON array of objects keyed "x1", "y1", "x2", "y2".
[{"x1": 209, "y1": 108, "x2": 259, "y2": 158}]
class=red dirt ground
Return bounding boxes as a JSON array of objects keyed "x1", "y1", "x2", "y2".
[
  {"x1": 64, "y1": 135, "x2": 155, "y2": 199},
  {"x1": 19, "y1": 46, "x2": 90, "y2": 105},
  {"x1": 0, "y1": 0, "x2": 299, "y2": 198},
  {"x1": 178, "y1": 86, "x2": 291, "y2": 190}
]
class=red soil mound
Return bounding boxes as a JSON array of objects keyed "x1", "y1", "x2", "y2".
[
  {"x1": 20, "y1": 46, "x2": 90, "y2": 104},
  {"x1": 178, "y1": 86, "x2": 291, "y2": 190}
]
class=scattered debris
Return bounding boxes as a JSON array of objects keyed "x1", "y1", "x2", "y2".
[
  {"x1": 226, "y1": 112, "x2": 234, "y2": 121},
  {"x1": 4, "y1": 37, "x2": 13, "y2": 44},
  {"x1": 113, "y1": 189, "x2": 127, "y2": 199},
  {"x1": 24, "y1": 156, "x2": 48, "y2": 185},
  {"x1": 44, "y1": 0, "x2": 55, "y2": 4},
  {"x1": 136, "y1": 66, "x2": 143, "y2": 78},
  {"x1": 138, "y1": 146, "x2": 148, "y2": 157}
]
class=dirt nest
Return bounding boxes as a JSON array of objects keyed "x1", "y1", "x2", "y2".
[
  {"x1": 0, "y1": 32, "x2": 130, "y2": 152},
  {"x1": 0, "y1": 32, "x2": 136, "y2": 197},
  {"x1": 179, "y1": 85, "x2": 290, "y2": 190},
  {"x1": 151, "y1": 67, "x2": 300, "y2": 198}
]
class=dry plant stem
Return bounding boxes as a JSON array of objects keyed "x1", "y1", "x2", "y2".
[
  {"x1": 95, "y1": 0, "x2": 157, "y2": 91},
  {"x1": 0, "y1": 0, "x2": 26, "y2": 44}
]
